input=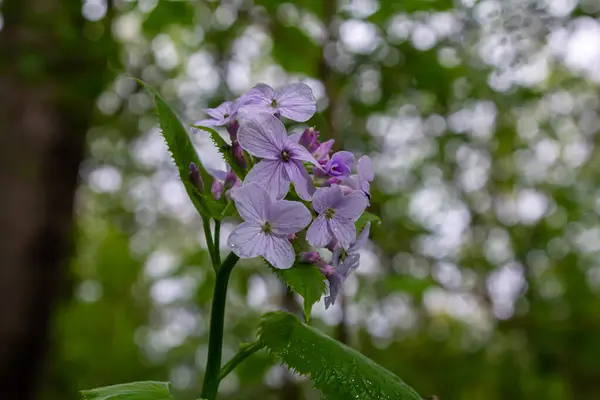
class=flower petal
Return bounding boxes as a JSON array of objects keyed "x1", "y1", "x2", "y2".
[
  {"x1": 348, "y1": 222, "x2": 370, "y2": 254},
  {"x1": 329, "y1": 216, "x2": 356, "y2": 250},
  {"x1": 275, "y1": 82, "x2": 316, "y2": 122},
  {"x1": 313, "y1": 139, "x2": 335, "y2": 162},
  {"x1": 335, "y1": 191, "x2": 368, "y2": 220},
  {"x1": 193, "y1": 118, "x2": 220, "y2": 129},
  {"x1": 284, "y1": 160, "x2": 315, "y2": 201},
  {"x1": 244, "y1": 159, "x2": 290, "y2": 200},
  {"x1": 229, "y1": 183, "x2": 271, "y2": 223},
  {"x1": 287, "y1": 142, "x2": 322, "y2": 168},
  {"x1": 288, "y1": 133, "x2": 301, "y2": 143},
  {"x1": 330, "y1": 151, "x2": 355, "y2": 171},
  {"x1": 357, "y1": 155, "x2": 374, "y2": 181},
  {"x1": 262, "y1": 235, "x2": 296, "y2": 269},
  {"x1": 227, "y1": 222, "x2": 266, "y2": 258},
  {"x1": 312, "y1": 185, "x2": 344, "y2": 214},
  {"x1": 238, "y1": 112, "x2": 287, "y2": 158},
  {"x1": 242, "y1": 83, "x2": 276, "y2": 104},
  {"x1": 207, "y1": 167, "x2": 228, "y2": 181},
  {"x1": 269, "y1": 199, "x2": 312, "y2": 235},
  {"x1": 306, "y1": 215, "x2": 333, "y2": 248}
]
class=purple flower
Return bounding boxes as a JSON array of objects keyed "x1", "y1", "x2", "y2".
[
  {"x1": 194, "y1": 100, "x2": 238, "y2": 128},
  {"x1": 239, "y1": 82, "x2": 316, "y2": 122},
  {"x1": 323, "y1": 222, "x2": 371, "y2": 309},
  {"x1": 238, "y1": 113, "x2": 322, "y2": 201},
  {"x1": 306, "y1": 184, "x2": 368, "y2": 250},
  {"x1": 208, "y1": 167, "x2": 240, "y2": 200},
  {"x1": 342, "y1": 155, "x2": 374, "y2": 198},
  {"x1": 227, "y1": 183, "x2": 312, "y2": 269},
  {"x1": 323, "y1": 151, "x2": 354, "y2": 179}
]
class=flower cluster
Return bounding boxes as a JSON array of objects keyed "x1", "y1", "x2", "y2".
[{"x1": 194, "y1": 82, "x2": 375, "y2": 308}]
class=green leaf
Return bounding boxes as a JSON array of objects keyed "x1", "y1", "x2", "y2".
[
  {"x1": 191, "y1": 125, "x2": 247, "y2": 180},
  {"x1": 355, "y1": 211, "x2": 381, "y2": 233},
  {"x1": 272, "y1": 263, "x2": 327, "y2": 322},
  {"x1": 143, "y1": 0, "x2": 195, "y2": 36},
  {"x1": 135, "y1": 79, "x2": 220, "y2": 220},
  {"x1": 259, "y1": 312, "x2": 421, "y2": 400},
  {"x1": 80, "y1": 381, "x2": 174, "y2": 400}
]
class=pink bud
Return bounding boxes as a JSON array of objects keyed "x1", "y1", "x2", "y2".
[
  {"x1": 287, "y1": 233, "x2": 297, "y2": 242},
  {"x1": 326, "y1": 238, "x2": 340, "y2": 252},
  {"x1": 300, "y1": 252, "x2": 321, "y2": 264}
]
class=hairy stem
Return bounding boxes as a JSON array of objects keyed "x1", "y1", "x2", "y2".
[
  {"x1": 203, "y1": 216, "x2": 217, "y2": 270},
  {"x1": 218, "y1": 340, "x2": 264, "y2": 382},
  {"x1": 200, "y1": 252, "x2": 240, "y2": 400}
]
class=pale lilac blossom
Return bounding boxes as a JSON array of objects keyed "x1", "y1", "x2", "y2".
[
  {"x1": 239, "y1": 82, "x2": 316, "y2": 122},
  {"x1": 227, "y1": 183, "x2": 312, "y2": 269},
  {"x1": 306, "y1": 184, "x2": 368, "y2": 250},
  {"x1": 238, "y1": 113, "x2": 322, "y2": 201},
  {"x1": 323, "y1": 222, "x2": 371, "y2": 308},
  {"x1": 194, "y1": 100, "x2": 238, "y2": 128}
]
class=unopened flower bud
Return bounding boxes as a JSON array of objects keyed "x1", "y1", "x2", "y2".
[
  {"x1": 232, "y1": 140, "x2": 247, "y2": 169},
  {"x1": 299, "y1": 127, "x2": 319, "y2": 152},
  {"x1": 224, "y1": 170, "x2": 238, "y2": 191},
  {"x1": 325, "y1": 238, "x2": 340, "y2": 253},
  {"x1": 287, "y1": 233, "x2": 297, "y2": 242},
  {"x1": 319, "y1": 264, "x2": 336, "y2": 277},
  {"x1": 189, "y1": 162, "x2": 204, "y2": 193},
  {"x1": 227, "y1": 120, "x2": 239, "y2": 141},
  {"x1": 300, "y1": 251, "x2": 322, "y2": 264},
  {"x1": 326, "y1": 177, "x2": 341, "y2": 186}
]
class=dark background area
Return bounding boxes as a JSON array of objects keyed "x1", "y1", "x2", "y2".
[{"x1": 2, "y1": 0, "x2": 600, "y2": 399}]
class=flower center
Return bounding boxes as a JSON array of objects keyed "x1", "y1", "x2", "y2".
[
  {"x1": 324, "y1": 208, "x2": 336, "y2": 219},
  {"x1": 270, "y1": 98, "x2": 278, "y2": 108},
  {"x1": 261, "y1": 221, "x2": 272, "y2": 234},
  {"x1": 281, "y1": 150, "x2": 291, "y2": 161}
]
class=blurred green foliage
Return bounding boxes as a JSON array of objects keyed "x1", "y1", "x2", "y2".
[{"x1": 23, "y1": 0, "x2": 600, "y2": 399}]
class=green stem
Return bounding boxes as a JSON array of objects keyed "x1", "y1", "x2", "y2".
[
  {"x1": 218, "y1": 340, "x2": 264, "y2": 382},
  {"x1": 200, "y1": 252, "x2": 240, "y2": 400},
  {"x1": 214, "y1": 221, "x2": 221, "y2": 266},
  {"x1": 203, "y1": 216, "x2": 217, "y2": 270}
]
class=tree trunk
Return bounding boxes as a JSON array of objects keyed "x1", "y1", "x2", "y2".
[{"x1": 0, "y1": 1, "x2": 113, "y2": 398}]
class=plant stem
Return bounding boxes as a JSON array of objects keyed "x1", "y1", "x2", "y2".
[
  {"x1": 214, "y1": 221, "x2": 221, "y2": 266},
  {"x1": 200, "y1": 252, "x2": 240, "y2": 400},
  {"x1": 218, "y1": 340, "x2": 264, "y2": 382},
  {"x1": 203, "y1": 216, "x2": 217, "y2": 271}
]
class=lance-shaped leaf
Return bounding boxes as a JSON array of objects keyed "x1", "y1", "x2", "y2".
[
  {"x1": 136, "y1": 79, "x2": 222, "y2": 219},
  {"x1": 80, "y1": 381, "x2": 174, "y2": 400},
  {"x1": 259, "y1": 312, "x2": 422, "y2": 400}
]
